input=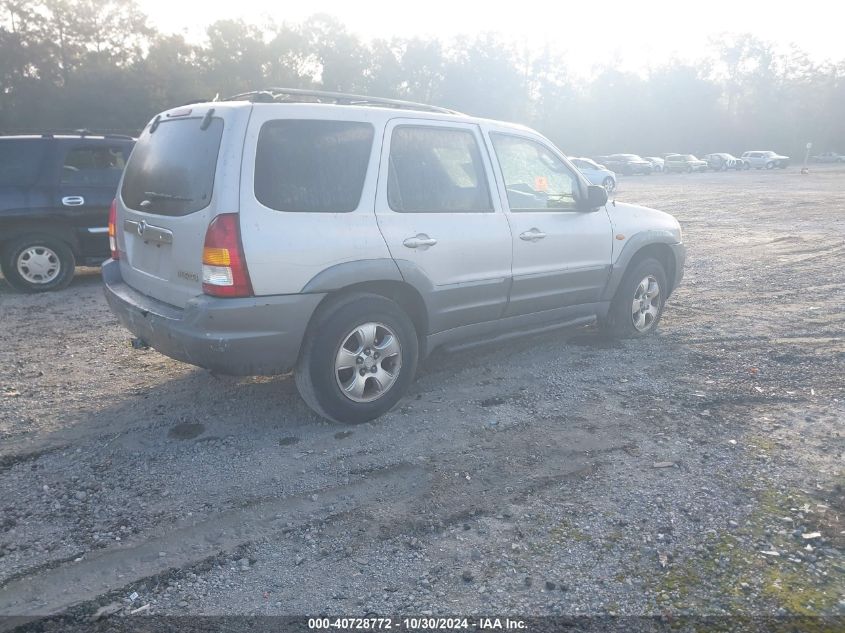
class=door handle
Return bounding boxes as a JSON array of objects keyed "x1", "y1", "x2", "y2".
[
  {"x1": 62, "y1": 196, "x2": 85, "y2": 207},
  {"x1": 403, "y1": 234, "x2": 437, "y2": 249},
  {"x1": 519, "y1": 228, "x2": 547, "y2": 241}
]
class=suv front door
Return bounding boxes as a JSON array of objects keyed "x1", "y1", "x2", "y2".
[
  {"x1": 375, "y1": 119, "x2": 513, "y2": 333},
  {"x1": 485, "y1": 130, "x2": 612, "y2": 317}
]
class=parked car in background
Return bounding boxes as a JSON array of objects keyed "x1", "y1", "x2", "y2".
[
  {"x1": 603, "y1": 154, "x2": 653, "y2": 175},
  {"x1": 644, "y1": 157, "x2": 664, "y2": 172},
  {"x1": 702, "y1": 153, "x2": 744, "y2": 171},
  {"x1": 810, "y1": 151, "x2": 844, "y2": 163},
  {"x1": 664, "y1": 154, "x2": 709, "y2": 173},
  {"x1": 742, "y1": 151, "x2": 789, "y2": 169},
  {"x1": 570, "y1": 157, "x2": 617, "y2": 192},
  {"x1": 103, "y1": 89, "x2": 685, "y2": 424},
  {"x1": 0, "y1": 132, "x2": 135, "y2": 292}
]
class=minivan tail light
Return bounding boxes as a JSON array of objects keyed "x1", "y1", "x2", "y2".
[
  {"x1": 108, "y1": 199, "x2": 119, "y2": 260},
  {"x1": 202, "y1": 214, "x2": 252, "y2": 297}
]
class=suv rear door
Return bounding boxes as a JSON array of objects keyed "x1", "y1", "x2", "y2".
[
  {"x1": 375, "y1": 118, "x2": 513, "y2": 333},
  {"x1": 238, "y1": 105, "x2": 389, "y2": 297},
  {"x1": 116, "y1": 104, "x2": 251, "y2": 308}
]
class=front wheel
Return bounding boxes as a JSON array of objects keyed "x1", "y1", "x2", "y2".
[
  {"x1": 295, "y1": 294, "x2": 419, "y2": 424},
  {"x1": 1, "y1": 234, "x2": 76, "y2": 293},
  {"x1": 601, "y1": 258, "x2": 668, "y2": 338},
  {"x1": 766, "y1": 162, "x2": 775, "y2": 170},
  {"x1": 602, "y1": 176, "x2": 616, "y2": 193}
]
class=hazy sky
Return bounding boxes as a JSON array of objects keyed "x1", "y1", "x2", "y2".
[{"x1": 137, "y1": 0, "x2": 844, "y2": 74}]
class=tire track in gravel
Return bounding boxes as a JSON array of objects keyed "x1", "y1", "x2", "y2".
[{"x1": 0, "y1": 462, "x2": 429, "y2": 623}]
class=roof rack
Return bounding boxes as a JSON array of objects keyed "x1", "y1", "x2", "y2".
[
  {"x1": 222, "y1": 87, "x2": 461, "y2": 115},
  {"x1": 30, "y1": 129, "x2": 136, "y2": 140}
]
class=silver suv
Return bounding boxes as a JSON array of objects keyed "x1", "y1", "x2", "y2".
[{"x1": 104, "y1": 89, "x2": 685, "y2": 423}]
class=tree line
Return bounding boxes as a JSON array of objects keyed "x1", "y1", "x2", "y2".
[{"x1": 2, "y1": 0, "x2": 844, "y2": 158}]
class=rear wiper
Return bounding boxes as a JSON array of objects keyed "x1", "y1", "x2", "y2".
[{"x1": 142, "y1": 191, "x2": 194, "y2": 202}]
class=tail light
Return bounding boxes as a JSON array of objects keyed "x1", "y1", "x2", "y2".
[
  {"x1": 202, "y1": 214, "x2": 253, "y2": 297},
  {"x1": 108, "y1": 199, "x2": 119, "y2": 260}
]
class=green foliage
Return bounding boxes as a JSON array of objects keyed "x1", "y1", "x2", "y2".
[{"x1": 1, "y1": 1, "x2": 843, "y2": 157}]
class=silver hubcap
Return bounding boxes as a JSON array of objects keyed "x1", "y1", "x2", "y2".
[
  {"x1": 17, "y1": 246, "x2": 61, "y2": 284},
  {"x1": 631, "y1": 275, "x2": 660, "y2": 332},
  {"x1": 603, "y1": 178, "x2": 615, "y2": 192},
  {"x1": 335, "y1": 322, "x2": 402, "y2": 403}
]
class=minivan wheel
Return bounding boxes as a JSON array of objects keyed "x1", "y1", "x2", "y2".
[
  {"x1": 1, "y1": 234, "x2": 75, "y2": 293},
  {"x1": 295, "y1": 294, "x2": 419, "y2": 424},
  {"x1": 601, "y1": 258, "x2": 668, "y2": 338},
  {"x1": 602, "y1": 177, "x2": 616, "y2": 193}
]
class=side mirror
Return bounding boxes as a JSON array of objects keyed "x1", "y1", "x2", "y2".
[{"x1": 580, "y1": 184, "x2": 608, "y2": 210}]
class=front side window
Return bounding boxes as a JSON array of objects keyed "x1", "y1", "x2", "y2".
[
  {"x1": 388, "y1": 126, "x2": 492, "y2": 213},
  {"x1": 0, "y1": 140, "x2": 47, "y2": 187},
  {"x1": 255, "y1": 120, "x2": 374, "y2": 213},
  {"x1": 62, "y1": 146, "x2": 127, "y2": 187},
  {"x1": 490, "y1": 134, "x2": 580, "y2": 212}
]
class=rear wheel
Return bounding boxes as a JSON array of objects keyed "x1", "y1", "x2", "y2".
[
  {"x1": 295, "y1": 294, "x2": 419, "y2": 424},
  {"x1": 1, "y1": 234, "x2": 75, "y2": 293},
  {"x1": 601, "y1": 258, "x2": 668, "y2": 338},
  {"x1": 602, "y1": 176, "x2": 616, "y2": 193},
  {"x1": 766, "y1": 162, "x2": 775, "y2": 170}
]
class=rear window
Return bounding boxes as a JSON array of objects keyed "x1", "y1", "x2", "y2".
[
  {"x1": 0, "y1": 140, "x2": 47, "y2": 187},
  {"x1": 254, "y1": 120, "x2": 374, "y2": 213},
  {"x1": 121, "y1": 117, "x2": 224, "y2": 216}
]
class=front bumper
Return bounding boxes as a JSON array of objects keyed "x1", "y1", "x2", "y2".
[
  {"x1": 669, "y1": 243, "x2": 686, "y2": 293},
  {"x1": 102, "y1": 259, "x2": 325, "y2": 375}
]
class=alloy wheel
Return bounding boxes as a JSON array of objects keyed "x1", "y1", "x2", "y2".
[
  {"x1": 631, "y1": 275, "x2": 660, "y2": 332},
  {"x1": 334, "y1": 322, "x2": 402, "y2": 403},
  {"x1": 17, "y1": 246, "x2": 61, "y2": 284}
]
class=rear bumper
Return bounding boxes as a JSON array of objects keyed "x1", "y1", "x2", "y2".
[{"x1": 102, "y1": 259, "x2": 325, "y2": 375}]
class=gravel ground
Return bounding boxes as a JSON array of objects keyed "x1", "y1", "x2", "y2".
[{"x1": 0, "y1": 166, "x2": 843, "y2": 630}]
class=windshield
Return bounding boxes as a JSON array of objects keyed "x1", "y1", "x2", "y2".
[{"x1": 121, "y1": 117, "x2": 224, "y2": 216}]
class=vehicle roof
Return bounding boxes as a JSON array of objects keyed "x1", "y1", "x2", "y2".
[
  {"x1": 0, "y1": 134, "x2": 135, "y2": 142},
  {"x1": 168, "y1": 100, "x2": 537, "y2": 137}
]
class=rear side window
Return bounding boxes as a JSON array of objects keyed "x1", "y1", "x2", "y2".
[
  {"x1": 388, "y1": 126, "x2": 492, "y2": 213},
  {"x1": 254, "y1": 120, "x2": 374, "y2": 213},
  {"x1": 121, "y1": 117, "x2": 224, "y2": 216},
  {"x1": 62, "y1": 146, "x2": 127, "y2": 187},
  {"x1": 0, "y1": 140, "x2": 47, "y2": 187}
]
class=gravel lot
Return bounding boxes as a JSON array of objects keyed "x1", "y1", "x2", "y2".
[{"x1": 1, "y1": 166, "x2": 843, "y2": 630}]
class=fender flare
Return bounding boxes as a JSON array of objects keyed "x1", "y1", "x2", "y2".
[{"x1": 601, "y1": 231, "x2": 684, "y2": 302}]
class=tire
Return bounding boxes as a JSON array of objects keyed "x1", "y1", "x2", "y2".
[
  {"x1": 295, "y1": 293, "x2": 419, "y2": 424},
  {"x1": 600, "y1": 257, "x2": 668, "y2": 338},
  {"x1": 686, "y1": 166, "x2": 693, "y2": 173},
  {"x1": 1, "y1": 234, "x2": 75, "y2": 293},
  {"x1": 602, "y1": 176, "x2": 616, "y2": 193},
  {"x1": 744, "y1": 162, "x2": 751, "y2": 170},
  {"x1": 765, "y1": 162, "x2": 774, "y2": 170}
]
